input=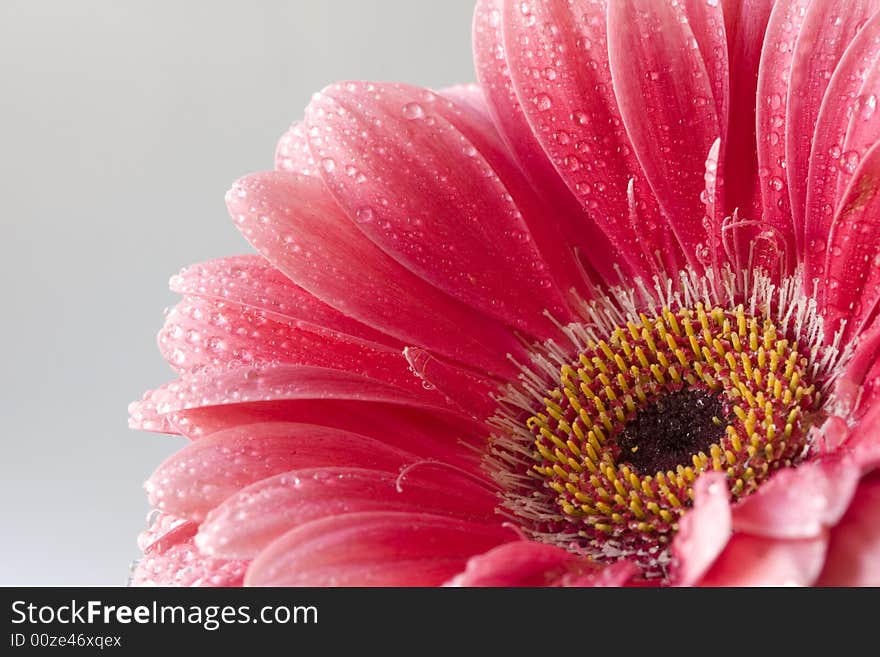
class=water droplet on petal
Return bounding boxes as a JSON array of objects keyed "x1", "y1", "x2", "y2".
[
  {"x1": 571, "y1": 110, "x2": 588, "y2": 125},
  {"x1": 402, "y1": 102, "x2": 425, "y2": 119},
  {"x1": 355, "y1": 207, "x2": 374, "y2": 223},
  {"x1": 532, "y1": 93, "x2": 552, "y2": 111},
  {"x1": 841, "y1": 150, "x2": 860, "y2": 174},
  {"x1": 856, "y1": 93, "x2": 877, "y2": 121}
]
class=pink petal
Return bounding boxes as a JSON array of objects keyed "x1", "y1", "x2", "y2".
[
  {"x1": 732, "y1": 456, "x2": 861, "y2": 539},
  {"x1": 835, "y1": 313, "x2": 880, "y2": 419},
  {"x1": 404, "y1": 347, "x2": 501, "y2": 420},
  {"x1": 682, "y1": 0, "x2": 729, "y2": 123},
  {"x1": 227, "y1": 171, "x2": 524, "y2": 378},
  {"x1": 671, "y1": 472, "x2": 731, "y2": 586},
  {"x1": 157, "y1": 295, "x2": 426, "y2": 395},
  {"x1": 472, "y1": 0, "x2": 624, "y2": 284},
  {"x1": 501, "y1": 0, "x2": 686, "y2": 278},
  {"x1": 473, "y1": 0, "x2": 562, "y2": 191},
  {"x1": 566, "y1": 559, "x2": 641, "y2": 587},
  {"x1": 275, "y1": 122, "x2": 317, "y2": 176},
  {"x1": 821, "y1": 140, "x2": 880, "y2": 339},
  {"x1": 197, "y1": 467, "x2": 498, "y2": 559},
  {"x1": 849, "y1": 400, "x2": 880, "y2": 471},
  {"x1": 134, "y1": 390, "x2": 488, "y2": 471},
  {"x1": 169, "y1": 255, "x2": 399, "y2": 347},
  {"x1": 438, "y1": 83, "x2": 496, "y2": 127},
  {"x1": 698, "y1": 534, "x2": 828, "y2": 586},
  {"x1": 814, "y1": 415, "x2": 852, "y2": 454},
  {"x1": 129, "y1": 363, "x2": 459, "y2": 435},
  {"x1": 244, "y1": 512, "x2": 516, "y2": 586},
  {"x1": 817, "y1": 473, "x2": 880, "y2": 585},
  {"x1": 861, "y1": 361, "x2": 880, "y2": 423},
  {"x1": 437, "y1": 84, "x2": 600, "y2": 304},
  {"x1": 721, "y1": 0, "x2": 774, "y2": 222},
  {"x1": 305, "y1": 81, "x2": 576, "y2": 339},
  {"x1": 805, "y1": 11, "x2": 880, "y2": 281},
  {"x1": 472, "y1": 0, "x2": 552, "y2": 190},
  {"x1": 234, "y1": 409, "x2": 479, "y2": 468},
  {"x1": 754, "y1": 0, "x2": 811, "y2": 270},
  {"x1": 446, "y1": 541, "x2": 576, "y2": 587},
  {"x1": 132, "y1": 514, "x2": 246, "y2": 587},
  {"x1": 447, "y1": 540, "x2": 636, "y2": 587},
  {"x1": 145, "y1": 422, "x2": 419, "y2": 521},
  {"x1": 785, "y1": 0, "x2": 880, "y2": 253},
  {"x1": 134, "y1": 375, "x2": 487, "y2": 471},
  {"x1": 857, "y1": 355, "x2": 880, "y2": 429},
  {"x1": 607, "y1": 0, "x2": 722, "y2": 272},
  {"x1": 130, "y1": 538, "x2": 247, "y2": 587},
  {"x1": 838, "y1": 50, "x2": 880, "y2": 202},
  {"x1": 137, "y1": 512, "x2": 197, "y2": 555},
  {"x1": 436, "y1": 82, "x2": 605, "y2": 299},
  {"x1": 678, "y1": 0, "x2": 730, "y2": 258}
]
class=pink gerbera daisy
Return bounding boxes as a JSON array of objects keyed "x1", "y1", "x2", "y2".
[{"x1": 130, "y1": 0, "x2": 880, "y2": 587}]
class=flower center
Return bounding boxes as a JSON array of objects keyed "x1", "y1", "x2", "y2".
[
  {"x1": 616, "y1": 387, "x2": 728, "y2": 474},
  {"x1": 527, "y1": 303, "x2": 818, "y2": 549}
]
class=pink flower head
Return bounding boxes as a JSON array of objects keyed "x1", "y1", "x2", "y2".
[{"x1": 130, "y1": 0, "x2": 880, "y2": 587}]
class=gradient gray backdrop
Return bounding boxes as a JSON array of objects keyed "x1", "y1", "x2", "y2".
[{"x1": 1, "y1": 0, "x2": 476, "y2": 585}]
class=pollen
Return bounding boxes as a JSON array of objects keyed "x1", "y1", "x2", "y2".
[{"x1": 528, "y1": 304, "x2": 819, "y2": 549}]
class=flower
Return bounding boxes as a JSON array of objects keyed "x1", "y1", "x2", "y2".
[{"x1": 130, "y1": 0, "x2": 880, "y2": 587}]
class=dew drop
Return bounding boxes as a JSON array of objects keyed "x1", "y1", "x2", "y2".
[
  {"x1": 856, "y1": 93, "x2": 877, "y2": 121},
  {"x1": 571, "y1": 110, "x2": 588, "y2": 125},
  {"x1": 402, "y1": 102, "x2": 425, "y2": 119},
  {"x1": 320, "y1": 158, "x2": 336, "y2": 173},
  {"x1": 532, "y1": 93, "x2": 552, "y2": 111},
  {"x1": 355, "y1": 207, "x2": 375, "y2": 223},
  {"x1": 841, "y1": 150, "x2": 860, "y2": 174},
  {"x1": 564, "y1": 155, "x2": 582, "y2": 172},
  {"x1": 768, "y1": 176, "x2": 784, "y2": 191}
]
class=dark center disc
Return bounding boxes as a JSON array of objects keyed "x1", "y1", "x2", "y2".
[{"x1": 617, "y1": 388, "x2": 728, "y2": 474}]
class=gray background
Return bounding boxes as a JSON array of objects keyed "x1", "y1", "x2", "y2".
[{"x1": 0, "y1": 0, "x2": 475, "y2": 585}]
